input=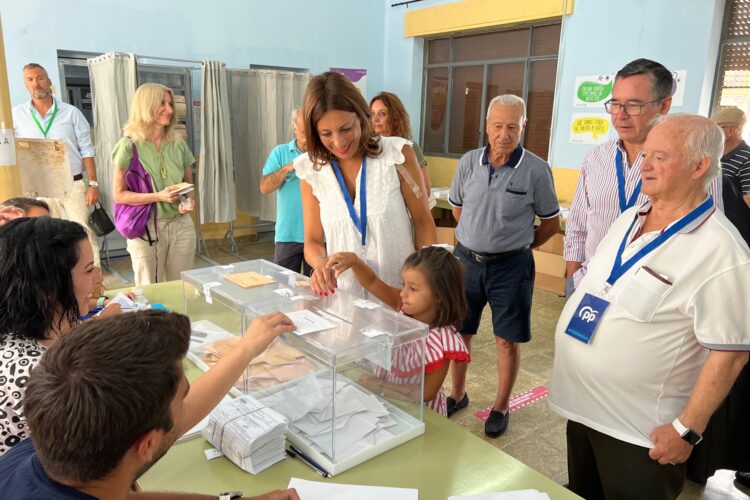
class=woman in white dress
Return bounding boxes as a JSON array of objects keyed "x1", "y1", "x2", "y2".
[{"x1": 295, "y1": 72, "x2": 437, "y2": 297}]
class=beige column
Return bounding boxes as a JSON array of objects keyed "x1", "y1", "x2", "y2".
[{"x1": 0, "y1": 16, "x2": 21, "y2": 201}]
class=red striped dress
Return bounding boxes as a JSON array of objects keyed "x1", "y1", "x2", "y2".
[{"x1": 372, "y1": 323, "x2": 470, "y2": 417}]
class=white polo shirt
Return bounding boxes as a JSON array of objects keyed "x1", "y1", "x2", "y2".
[{"x1": 550, "y1": 198, "x2": 750, "y2": 448}]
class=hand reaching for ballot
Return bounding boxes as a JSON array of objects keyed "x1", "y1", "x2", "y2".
[
  {"x1": 243, "y1": 311, "x2": 296, "y2": 351},
  {"x1": 326, "y1": 252, "x2": 359, "y2": 279}
]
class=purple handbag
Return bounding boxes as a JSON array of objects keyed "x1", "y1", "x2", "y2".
[{"x1": 113, "y1": 142, "x2": 157, "y2": 243}]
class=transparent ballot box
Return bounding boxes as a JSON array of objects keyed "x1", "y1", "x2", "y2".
[
  {"x1": 242, "y1": 290, "x2": 429, "y2": 476},
  {"x1": 182, "y1": 259, "x2": 314, "y2": 391}
]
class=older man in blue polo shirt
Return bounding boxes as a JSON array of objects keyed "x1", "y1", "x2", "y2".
[
  {"x1": 260, "y1": 109, "x2": 312, "y2": 275},
  {"x1": 447, "y1": 94, "x2": 560, "y2": 437}
]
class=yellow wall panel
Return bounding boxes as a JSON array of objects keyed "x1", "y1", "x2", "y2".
[
  {"x1": 405, "y1": 0, "x2": 574, "y2": 37},
  {"x1": 426, "y1": 154, "x2": 579, "y2": 203}
]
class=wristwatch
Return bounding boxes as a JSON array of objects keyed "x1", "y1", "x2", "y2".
[
  {"x1": 672, "y1": 417, "x2": 703, "y2": 445},
  {"x1": 88, "y1": 180, "x2": 99, "y2": 189},
  {"x1": 218, "y1": 491, "x2": 242, "y2": 500}
]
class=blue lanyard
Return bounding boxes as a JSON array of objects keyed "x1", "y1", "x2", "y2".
[
  {"x1": 331, "y1": 157, "x2": 367, "y2": 246},
  {"x1": 615, "y1": 149, "x2": 642, "y2": 213},
  {"x1": 606, "y1": 196, "x2": 714, "y2": 286}
]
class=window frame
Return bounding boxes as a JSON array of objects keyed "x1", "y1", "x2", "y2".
[
  {"x1": 420, "y1": 23, "x2": 560, "y2": 159},
  {"x1": 709, "y1": 0, "x2": 750, "y2": 116}
]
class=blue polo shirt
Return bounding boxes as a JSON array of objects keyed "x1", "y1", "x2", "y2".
[
  {"x1": 449, "y1": 144, "x2": 560, "y2": 253},
  {"x1": 0, "y1": 438, "x2": 95, "y2": 499},
  {"x1": 262, "y1": 139, "x2": 304, "y2": 243}
]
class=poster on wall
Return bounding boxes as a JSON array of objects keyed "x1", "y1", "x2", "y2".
[
  {"x1": 569, "y1": 113, "x2": 612, "y2": 145},
  {"x1": 670, "y1": 70, "x2": 687, "y2": 107},
  {"x1": 573, "y1": 75, "x2": 614, "y2": 108},
  {"x1": 330, "y1": 68, "x2": 367, "y2": 95}
]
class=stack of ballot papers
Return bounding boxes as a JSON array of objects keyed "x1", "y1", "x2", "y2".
[
  {"x1": 178, "y1": 395, "x2": 232, "y2": 442},
  {"x1": 261, "y1": 374, "x2": 407, "y2": 461},
  {"x1": 202, "y1": 395, "x2": 288, "y2": 474}
]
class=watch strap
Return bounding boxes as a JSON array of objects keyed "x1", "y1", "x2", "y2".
[{"x1": 672, "y1": 417, "x2": 702, "y2": 445}]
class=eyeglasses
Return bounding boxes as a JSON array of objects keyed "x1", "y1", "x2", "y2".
[{"x1": 604, "y1": 100, "x2": 659, "y2": 116}]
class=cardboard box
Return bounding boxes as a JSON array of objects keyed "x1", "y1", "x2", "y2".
[
  {"x1": 436, "y1": 227, "x2": 457, "y2": 245},
  {"x1": 533, "y1": 250, "x2": 566, "y2": 277},
  {"x1": 534, "y1": 273, "x2": 566, "y2": 295},
  {"x1": 537, "y1": 233, "x2": 564, "y2": 255}
]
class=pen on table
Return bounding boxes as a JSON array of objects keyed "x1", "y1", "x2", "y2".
[{"x1": 286, "y1": 445, "x2": 330, "y2": 478}]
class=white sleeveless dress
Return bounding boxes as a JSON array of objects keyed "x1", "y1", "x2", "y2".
[{"x1": 294, "y1": 136, "x2": 415, "y2": 298}]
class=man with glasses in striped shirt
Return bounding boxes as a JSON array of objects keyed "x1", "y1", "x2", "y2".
[{"x1": 564, "y1": 59, "x2": 722, "y2": 295}]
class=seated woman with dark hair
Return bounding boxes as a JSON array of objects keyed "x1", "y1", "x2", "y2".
[{"x1": 0, "y1": 217, "x2": 103, "y2": 456}]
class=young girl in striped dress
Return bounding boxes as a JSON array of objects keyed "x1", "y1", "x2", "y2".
[{"x1": 327, "y1": 246, "x2": 470, "y2": 416}]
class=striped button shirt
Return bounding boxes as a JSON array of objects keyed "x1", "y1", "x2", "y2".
[
  {"x1": 564, "y1": 139, "x2": 724, "y2": 288},
  {"x1": 722, "y1": 140, "x2": 750, "y2": 195},
  {"x1": 372, "y1": 323, "x2": 470, "y2": 417}
]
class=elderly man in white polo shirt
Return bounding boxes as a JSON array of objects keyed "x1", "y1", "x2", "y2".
[
  {"x1": 550, "y1": 114, "x2": 750, "y2": 500},
  {"x1": 12, "y1": 63, "x2": 101, "y2": 267}
]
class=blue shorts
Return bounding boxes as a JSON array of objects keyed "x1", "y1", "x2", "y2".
[{"x1": 455, "y1": 244, "x2": 534, "y2": 343}]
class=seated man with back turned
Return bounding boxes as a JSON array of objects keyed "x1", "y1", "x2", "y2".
[{"x1": 0, "y1": 311, "x2": 298, "y2": 500}]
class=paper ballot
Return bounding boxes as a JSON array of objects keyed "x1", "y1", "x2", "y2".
[
  {"x1": 449, "y1": 491, "x2": 551, "y2": 500},
  {"x1": 288, "y1": 478, "x2": 418, "y2": 500},
  {"x1": 203, "y1": 396, "x2": 288, "y2": 474}
]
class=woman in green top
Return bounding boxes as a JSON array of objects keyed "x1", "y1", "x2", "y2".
[
  {"x1": 112, "y1": 83, "x2": 196, "y2": 286},
  {"x1": 371, "y1": 91, "x2": 434, "y2": 207}
]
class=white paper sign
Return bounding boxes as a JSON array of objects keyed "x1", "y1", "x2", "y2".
[
  {"x1": 0, "y1": 129, "x2": 15, "y2": 166},
  {"x1": 288, "y1": 477, "x2": 418, "y2": 500}
]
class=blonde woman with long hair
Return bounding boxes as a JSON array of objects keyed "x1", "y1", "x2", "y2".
[{"x1": 112, "y1": 83, "x2": 196, "y2": 285}]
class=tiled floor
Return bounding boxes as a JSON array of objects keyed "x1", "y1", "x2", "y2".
[{"x1": 101, "y1": 236, "x2": 750, "y2": 500}]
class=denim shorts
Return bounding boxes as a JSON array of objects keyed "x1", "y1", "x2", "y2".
[{"x1": 454, "y1": 244, "x2": 535, "y2": 343}]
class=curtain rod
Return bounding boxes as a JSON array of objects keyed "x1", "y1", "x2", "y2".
[{"x1": 135, "y1": 54, "x2": 203, "y2": 67}]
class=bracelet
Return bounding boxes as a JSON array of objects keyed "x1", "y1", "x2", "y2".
[{"x1": 96, "y1": 296, "x2": 107, "y2": 307}]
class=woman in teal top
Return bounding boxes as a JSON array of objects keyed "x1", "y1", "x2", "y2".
[
  {"x1": 370, "y1": 91, "x2": 434, "y2": 207},
  {"x1": 112, "y1": 83, "x2": 196, "y2": 286}
]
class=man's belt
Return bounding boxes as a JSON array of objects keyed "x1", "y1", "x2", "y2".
[
  {"x1": 73, "y1": 174, "x2": 83, "y2": 181},
  {"x1": 457, "y1": 242, "x2": 530, "y2": 263}
]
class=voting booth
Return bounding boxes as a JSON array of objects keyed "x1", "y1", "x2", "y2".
[{"x1": 182, "y1": 259, "x2": 428, "y2": 475}]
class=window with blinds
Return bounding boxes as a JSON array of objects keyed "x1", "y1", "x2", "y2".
[
  {"x1": 421, "y1": 23, "x2": 561, "y2": 160},
  {"x1": 714, "y1": 0, "x2": 750, "y2": 115}
]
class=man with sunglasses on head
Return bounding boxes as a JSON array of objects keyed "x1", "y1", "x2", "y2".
[{"x1": 563, "y1": 59, "x2": 722, "y2": 295}]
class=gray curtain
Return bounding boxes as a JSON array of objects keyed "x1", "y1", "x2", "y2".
[
  {"x1": 86, "y1": 52, "x2": 137, "y2": 217},
  {"x1": 229, "y1": 69, "x2": 310, "y2": 221},
  {"x1": 199, "y1": 60, "x2": 236, "y2": 223}
]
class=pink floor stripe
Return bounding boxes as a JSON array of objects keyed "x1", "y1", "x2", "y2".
[{"x1": 473, "y1": 385, "x2": 549, "y2": 422}]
